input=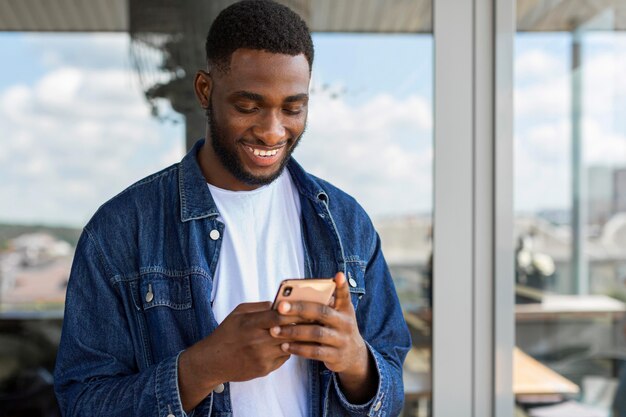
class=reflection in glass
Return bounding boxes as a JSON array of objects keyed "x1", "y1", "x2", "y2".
[
  {"x1": 0, "y1": 2, "x2": 434, "y2": 415},
  {"x1": 305, "y1": 32, "x2": 433, "y2": 417},
  {"x1": 515, "y1": 1, "x2": 626, "y2": 416}
]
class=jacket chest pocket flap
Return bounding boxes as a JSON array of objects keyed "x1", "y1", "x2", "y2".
[
  {"x1": 345, "y1": 262, "x2": 366, "y2": 310},
  {"x1": 139, "y1": 274, "x2": 193, "y2": 311}
]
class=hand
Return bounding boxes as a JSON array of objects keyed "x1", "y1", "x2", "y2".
[
  {"x1": 270, "y1": 272, "x2": 377, "y2": 403},
  {"x1": 178, "y1": 302, "x2": 295, "y2": 411}
]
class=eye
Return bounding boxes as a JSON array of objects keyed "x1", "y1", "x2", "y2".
[
  {"x1": 234, "y1": 105, "x2": 257, "y2": 114},
  {"x1": 283, "y1": 107, "x2": 303, "y2": 115}
]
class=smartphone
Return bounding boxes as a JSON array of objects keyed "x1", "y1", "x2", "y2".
[{"x1": 271, "y1": 278, "x2": 336, "y2": 310}]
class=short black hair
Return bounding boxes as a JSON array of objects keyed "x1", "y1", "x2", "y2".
[{"x1": 206, "y1": 0, "x2": 314, "y2": 72}]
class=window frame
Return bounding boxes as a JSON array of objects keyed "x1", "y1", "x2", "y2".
[{"x1": 432, "y1": 0, "x2": 514, "y2": 416}]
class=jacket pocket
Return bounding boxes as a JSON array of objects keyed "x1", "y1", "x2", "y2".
[{"x1": 131, "y1": 272, "x2": 197, "y2": 365}]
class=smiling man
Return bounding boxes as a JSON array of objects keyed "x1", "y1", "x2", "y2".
[{"x1": 54, "y1": 1, "x2": 410, "y2": 416}]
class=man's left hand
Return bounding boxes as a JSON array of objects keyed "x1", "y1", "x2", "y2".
[{"x1": 270, "y1": 272, "x2": 377, "y2": 403}]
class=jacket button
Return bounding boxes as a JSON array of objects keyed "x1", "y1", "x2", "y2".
[
  {"x1": 374, "y1": 400, "x2": 382, "y2": 411},
  {"x1": 213, "y1": 383, "x2": 225, "y2": 393},
  {"x1": 145, "y1": 283, "x2": 154, "y2": 303},
  {"x1": 347, "y1": 272, "x2": 357, "y2": 288},
  {"x1": 167, "y1": 414, "x2": 175, "y2": 417},
  {"x1": 209, "y1": 229, "x2": 221, "y2": 240}
]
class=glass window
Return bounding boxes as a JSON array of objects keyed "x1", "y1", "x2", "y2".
[
  {"x1": 0, "y1": 33, "x2": 183, "y2": 416},
  {"x1": 305, "y1": 31, "x2": 433, "y2": 416},
  {"x1": 514, "y1": 2, "x2": 626, "y2": 416},
  {"x1": 0, "y1": 3, "x2": 433, "y2": 415},
  {"x1": 0, "y1": 33, "x2": 183, "y2": 315}
]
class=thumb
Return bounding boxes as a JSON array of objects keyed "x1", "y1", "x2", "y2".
[{"x1": 332, "y1": 271, "x2": 352, "y2": 311}]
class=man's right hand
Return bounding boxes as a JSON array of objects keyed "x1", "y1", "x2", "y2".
[{"x1": 177, "y1": 301, "x2": 294, "y2": 412}]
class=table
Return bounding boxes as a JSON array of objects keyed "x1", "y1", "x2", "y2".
[{"x1": 402, "y1": 346, "x2": 580, "y2": 406}]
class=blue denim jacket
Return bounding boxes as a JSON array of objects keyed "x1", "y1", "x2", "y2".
[{"x1": 54, "y1": 139, "x2": 411, "y2": 417}]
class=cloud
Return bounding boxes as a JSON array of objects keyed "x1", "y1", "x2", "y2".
[
  {"x1": 4, "y1": 32, "x2": 625, "y2": 226},
  {"x1": 515, "y1": 76, "x2": 569, "y2": 121},
  {"x1": 513, "y1": 37, "x2": 626, "y2": 212},
  {"x1": 514, "y1": 128, "x2": 570, "y2": 212},
  {"x1": 1, "y1": 70, "x2": 433, "y2": 225},
  {"x1": 583, "y1": 118, "x2": 626, "y2": 165},
  {"x1": 296, "y1": 91, "x2": 433, "y2": 217},
  {"x1": 0, "y1": 65, "x2": 184, "y2": 227},
  {"x1": 515, "y1": 49, "x2": 563, "y2": 80}
]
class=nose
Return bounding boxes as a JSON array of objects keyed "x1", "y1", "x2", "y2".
[{"x1": 253, "y1": 110, "x2": 287, "y2": 145}]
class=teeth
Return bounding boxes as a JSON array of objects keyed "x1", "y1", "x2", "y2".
[{"x1": 249, "y1": 147, "x2": 279, "y2": 157}]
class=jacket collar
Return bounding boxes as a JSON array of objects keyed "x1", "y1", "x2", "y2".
[
  {"x1": 178, "y1": 138, "x2": 330, "y2": 222},
  {"x1": 178, "y1": 139, "x2": 220, "y2": 222}
]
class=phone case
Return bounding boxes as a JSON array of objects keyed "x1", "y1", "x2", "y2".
[{"x1": 271, "y1": 278, "x2": 336, "y2": 309}]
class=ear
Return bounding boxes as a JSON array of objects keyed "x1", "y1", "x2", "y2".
[{"x1": 194, "y1": 70, "x2": 212, "y2": 109}]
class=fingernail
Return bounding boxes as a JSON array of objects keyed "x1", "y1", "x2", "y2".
[
  {"x1": 281, "y1": 302, "x2": 291, "y2": 312},
  {"x1": 281, "y1": 343, "x2": 290, "y2": 352},
  {"x1": 271, "y1": 326, "x2": 281, "y2": 336}
]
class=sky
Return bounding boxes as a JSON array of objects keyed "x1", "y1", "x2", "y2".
[
  {"x1": 514, "y1": 32, "x2": 626, "y2": 215},
  {"x1": 0, "y1": 31, "x2": 625, "y2": 227}
]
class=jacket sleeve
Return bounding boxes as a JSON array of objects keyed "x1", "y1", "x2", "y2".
[
  {"x1": 326, "y1": 231, "x2": 412, "y2": 417},
  {"x1": 54, "y1": 228, "x2": 191, "y2": 417}
]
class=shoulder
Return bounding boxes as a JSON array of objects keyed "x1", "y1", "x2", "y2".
[
  {"x1": 288, "y1": 159, "x2": 366, "y2": 216},
  {"x1": 87, "y1": 163, "x2": 179, "y2": 227},
  {"x1": 312, "y1": 174, "x2": 365, "y2": 216},
  {"x1": 80, "y1": 164, "x2": 180, "y2": 264},
  {"x1": 294, "y1": 166, "x2": 378, "y2": 253}
]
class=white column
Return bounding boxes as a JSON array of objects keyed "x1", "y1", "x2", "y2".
[
  {"x1": 433, "y1": 0, "x2": 473, "y2": 415},
  {"x1": 432, "y1": 0, "x2": 514, "y2": 415}
]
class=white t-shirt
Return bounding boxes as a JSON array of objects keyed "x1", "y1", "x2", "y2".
[{"x1": 208, "y1": 170, "x2": 308, "y2": 417}]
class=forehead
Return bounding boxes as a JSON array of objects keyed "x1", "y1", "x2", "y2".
[{"x1": 216, "y1": 48, "x2": 310, "y2": 95}]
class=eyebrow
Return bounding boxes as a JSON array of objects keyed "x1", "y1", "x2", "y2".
[
  {"x1": 284, "y1": 93, "x2": 309, "y2": 103},
  {"x1": 232, "y1": 91, "x2": 309, "y2": 104},
  {"x1": 233, "y1": 91, "x2": 264, "y2": 102}
]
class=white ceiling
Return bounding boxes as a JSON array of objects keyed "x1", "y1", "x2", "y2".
[
  {"x1": 1, "y1": 0, "x2": 624, "y2": 33},
  {"x1": 0, "y1": 0, "x2": 128, "y2": 31}
]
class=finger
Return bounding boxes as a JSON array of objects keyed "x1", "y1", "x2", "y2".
[
  {"x1": 282, "y1": 342, "x2": 338, "y2": 363},
  {"x1": 247, "y1": 309, "x2": 314, "y2": 329},
  {"x1": 332, "y1": 272, "x2": 352, "y2": 312},
  {"x1": 329, "y1": 295, "x2": 336, "y2": 308},
  {"x1": 233, "y1": 301, "x2": 272, "y2": 313},
  {"x1": 277, "y1": 300, "x2": 342, "y2": 327},
  {"x1": 246, "y1": 327, "x2": 293, "y2": 349},
  {"x1": 271, "y1": 324, "x2": 341, "y2": 347}
]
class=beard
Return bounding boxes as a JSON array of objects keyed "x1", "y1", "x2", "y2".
[{"x1": 207, "y1": 101, "x2": 303, "y2": 187}]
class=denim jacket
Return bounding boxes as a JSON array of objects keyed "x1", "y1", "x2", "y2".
[{"x1": 54, "y1": 139, "x2": 411, "y2": 417}]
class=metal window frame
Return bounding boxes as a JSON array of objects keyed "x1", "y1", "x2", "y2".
[{"x1": 432, "y1": 0, "x2": 514, "y2": 416}]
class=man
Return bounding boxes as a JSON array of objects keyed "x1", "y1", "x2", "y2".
[{"x1": 54, "y1": 1, "x2": 410, "y2": 416}]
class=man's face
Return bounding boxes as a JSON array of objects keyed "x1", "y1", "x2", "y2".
[{"x1": 197, "y1": 49, "x2": 310, "y2": 191}]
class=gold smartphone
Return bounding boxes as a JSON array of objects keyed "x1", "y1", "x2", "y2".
[{"x1": 271, "y1": 278, "x2": 336, "y2": 310}]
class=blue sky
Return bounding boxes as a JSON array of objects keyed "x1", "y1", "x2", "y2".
[
  {"x1": 0, "y1": 31, "x2": 625, "y2": 227},
  {"x1": 0, "y1": 32, "x2": 433, "y2": 226}
]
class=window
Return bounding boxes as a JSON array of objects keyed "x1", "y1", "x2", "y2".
[
  {"x1": 306, "y1": 31, "x2": 433, "y2": 416},
  {"x1": 514, "y1": 2, "x2": 626, "y2": 415}
]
